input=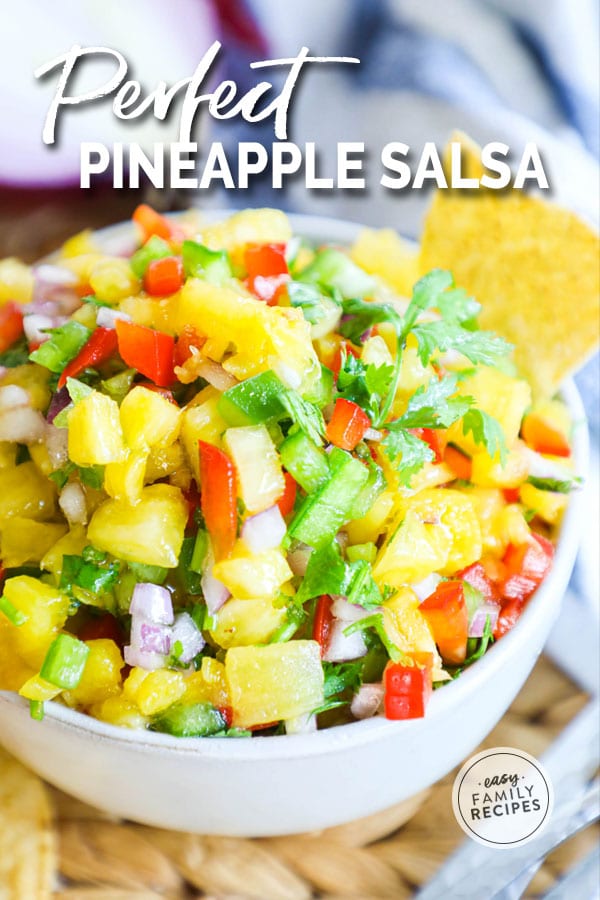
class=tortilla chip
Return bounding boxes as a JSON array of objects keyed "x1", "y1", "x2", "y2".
[
  {"x1": 419, "y1": 132, "x2": 600, "y2": 399},
  {"x1": 0, "y1": 747, "x2": 55, "y2": 899},
  {"x1": 351, "y1": 228, "x2": 419, "y2": 297}
]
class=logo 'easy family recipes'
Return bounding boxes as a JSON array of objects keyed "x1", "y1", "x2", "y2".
[{"x1": 35, "y1": 41, "x2": 550, "y2": 192}]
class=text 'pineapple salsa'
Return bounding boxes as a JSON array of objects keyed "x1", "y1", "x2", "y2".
[{"x1": 0, "y1": 206, "x2": 578, "y2": 736}]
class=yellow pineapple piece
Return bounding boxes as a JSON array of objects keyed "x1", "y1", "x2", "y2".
[
  {"x1": 68, "y1": 390, "x2": 127, "y2": 466},
  {"x1": 60, "y1": 253, "x2": 104, "y2": 285},
  {"x1": 120, "y1": 386, "x2": 180, "y2": 450},
  {"x1": 1, "y1": 519, "x2": 67, "y2": 568},
  {"x1": 91, "y1": 693, "x2": 148, "y2": 729},
  {"x1": 0, "y1": 258, "x2": 34, "y2": 304},
  {"x1": 0, "y1": 442, "x2": 16, "y2": 469},
  {"x1": 119, "y1": 294, "x2": 179, "y2": 334},
  {"x1": 462, "y1": 488, "x2": 507, "y2": 557},
  {"x1": 382, "y1": 587, "x2": 442, "y2": 671},
  {"x1": 401, "y1": 488, "x2": 482, "y2": 575},
  {"x1": 374, "y1": 510, "x2": 451, "y2": 586},
  {"x1": 182, "y1": 658, "x2": 230, "y2": 708},
  {"x1": 471, "y1": 441, "x2": 529, "y2": 488},
  {"x1": 2, "y1": 576, "x2": 70, "y2": 669},
  {"x1": 89, "y1": 257, "x2": 140, "y2": 304},
  {"x1": 499, "y1": 504, "x2": 531, "y2": 546},
  {"x1": 19, "y1": 674, "x2": 62, "y2": 702},
  {"x1": 104, "y1": 450, "x2": 148, "y2": 504},
  {"x1": 0, "y1": 618, "x2": 35, "y2": 691},
  {"x1": 213, "y1": 543, "x2": 292, "y2": 600},
  {"x1": 0, "y1": 461, "x2": 56, "y2": 524},
  {"x1": 225, "y1": 640, "x2": 324, "y2": 728},
  {"x1": 180, "y1": 396, "x2": 227, "y2": 482},
  {"x1": 345, "y1": 491, "x2": 396, "y2": 545},
  {"x1": 198, "y1": 208, "x2": 292, "y2": 267},
  {"x1": 519, "y1": 482, "x2": 567, "y2": 526},
  {"x1": 361, "y1": 335, "x2": 394, "y2": 368},
  {"x1": 41, "y1": 525, "x2": 88, "y2": 577},
  {"x1": 145, "y1": 442, "x2": 184, "y2": 483},
  {"x1": 87, "y1": 483, "x2": 187, "y2": 568},
  {"x1": 447, "y1": 366, "x2": 531, "y2": 454},
  {"x1": 60, "y1": 229, "x2": 97, "y2": 258},
  {"x1": 0, "y1": 364, "x2": 51, "y2": 411},
  {"x1": 210, "y1": 597, "x2": 287, "y2": 648},
  {"x1": 129, "y1": 669, "x2": 186, "y2": 716},
  {"x1": 64, "y1": 639, "x2": 124, "y2": 707},
  {"x1": 223, "y1": 425, "x2": 284, "y2": 514}
]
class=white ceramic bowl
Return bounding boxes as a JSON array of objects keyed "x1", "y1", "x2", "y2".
[{"x1": 0, "y1": 214, "x2": 588, "y2": 836}]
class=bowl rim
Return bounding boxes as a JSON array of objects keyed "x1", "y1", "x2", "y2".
[{"x1": 1, "y1": 211, "x2": 589, "y2": 759}]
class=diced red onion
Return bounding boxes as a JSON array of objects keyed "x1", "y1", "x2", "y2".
[
  {"x1": 363, "y1": 427, "x2": 383, "y2": 442},
  {"x1": 0, "y1": 406, "x2": 46, "y2": 443},
  {"x1": 287, "y1": 542, "x2": 312, "y2": 576},
  {"x1": 129, "y1": 583, "x2": 174, "y2": 625},
  {"x1": 201, "y1": 548, "x2": 230, "y2": 615},
  {"x1": 123, "y1": 645, "x2": 166, "y2": 672},
  {"x1": 468, "y1": 601, "x2": 501, "y2": 638},
  {"x1": 411, "y1": 574, "x2": 443, "y2": 602},
  {"x1": 331, "y1": 596, "x2": 375, "y2": 623},
  {"x1": 132, "y1": 619, "x2": 172, "y2": 655},
  {"x1": 46, "y1": 388, "x2": 71, "y2": 424},
  {"x1": 241, "y1": 505, "x2": 286, "y2": 554},
  {"x1": 285, "y1": 713, "x2": 317, "y2": 735},
  {"x1": 351, "y1": 683, "x2": 384, "y2": 720},
  {"x1": 171, "y1": 612, "x2": 205, "y2": 663},
  {"x1": 96, "y1": 306, "x2": 131, "y2": 329},
  {"x1": 23, "y1": 313, "x2": 55, "y2": 345},
  {"x1": 196, "y1": 359, "x2": 237, "y2": 391},
  {"x1": 0, "y1": 384, "x2": 29, "y2": 409},
  {"x1": 59, "y1": 482, "x2": 87, "y2": 525},
  {"x1": 323, "y1": 621, "x2": 368, "y2": 662},
  {"x1": 33, "y1": 264, "x2": 78, "y2": 288}
]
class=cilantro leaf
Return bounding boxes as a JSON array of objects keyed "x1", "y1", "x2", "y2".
[
  {"x1": 323, "y1": 660, "x2": 364, "y2": 699},
  {"x1": 436, "y1": 287, "x2": 480, "y2": 326},
  {"x1": 381, "y1": 428, "x2": 435, "y2": 486},
  {"x1": 411, "y1": 321, "x2": 513, "y2": 368},
  {"x1": 343, "y1": 613, "x2": 405, "y2": 663},
  {"x1": 395, "y1": 374, "x2": 472, "y2": 430},
  {"x1": 527, "y1": 476, "x2": 581, "y2": 494},
  {"x1": 0, "y1": 337, "x2": 29, "y2": 367},
  {"x1": 287, "y1": 282, "x2": 328, "y2": 324},
  {"x1": 48, "y1": 462, "x2": 104, "y2": 491},
  {"x1": 296, "y1": 541, "x2": 382, "y2": 610},
  {"x1": 281, "y1": 390, "x2": 325, "y2": 445},
  {"x1": 339, "y1": 297, "x2": 402, "y2": 345},
  {"x1": 461, "y1": 408, "x2": 508, "y2": 464},
  {"x1": 345, "y1": 559, "x2": 383, "y2": 610},
  {"x1": 60, "y1": 553, "x2": 119, "y2": 597},
  {"x1": 337, "y1": 352, "x2": 393, "y2": 421},
  {"x1": 449, "y1": 616, "x2": 494, "y2": 677}
]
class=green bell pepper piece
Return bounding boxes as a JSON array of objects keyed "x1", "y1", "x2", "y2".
[
  {"x1": 182, "y1": 240, "x2": 232, "y2": 284},
  {"x1": 302, "y1": 364, "x2": 334, "y2": 408},
  {"x1": 151, "y1": 702, "x2": 226, "y2": 737},
  {"x1": 40, "y1": 633, "x2": 90, "y2": 690},
  {"x1": 298, "y1": 248, "x2": 375, "y2": 299},
  {"x1": 279, "y1": 430, "x2": 329, "y2": 494},
  {"x1": 29, "y1": 321, "x2": 92, "y2": 374},
  {"x1": 130, "y1": 236, "x2": 172, "y2": 278},
  {"x1": 218, "y1": 371, "x2": 286, "y2": 426}
]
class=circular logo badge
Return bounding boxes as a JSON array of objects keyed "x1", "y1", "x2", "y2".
[{"x1": 452, "y1": 747, "x2": 554, "y2": 848}]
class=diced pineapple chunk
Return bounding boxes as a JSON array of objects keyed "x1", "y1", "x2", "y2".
[
  {"x1": 0, "y1": 364, "x2": 51, "y2": 411},
  {"x1": 210, "y1": 597, "x2": 287, "y2": 648},
  {"x1": 64, "y1": 639, "x2": 124, "y2": 707},
  {"x1": 351, "y1": 228, "x2": 419, "y2": 297},
  {"x1": 0, "y1": 442, "x2": 16, "y2": 469},
  {"x1": 60, "y1": 253, "x2": 104, "y2": 285},
  {"x1": 471, "y1": 441, "x2": 529, "y2": 488},
  {"x1": 519, "y1": 483, "x2": 567, "y2": 525},
  {"x1": 60, "y1": 229, "x2": 97, "y2": 258},
  {"x1": 0, "y1": 618, "x2": 35, "y2": 691},
  {"x1": 400, "y1": 488, "x2": 482, "y2": 576},
  {"x1": 374, "y1": 510, "x2": 451, "y2": 586},
  {"x1": 361, "y1": 335, "x2": 394, "y2": 368},
  {"x1": 0, "y1": 461, "x2": 56, "y2": 524},
  {"x1": 499, "y1": 504, "x2": 531, "y2": 546},
  {"x1": 180, "y1": 395, "x2": 227, "y2": 482},
  {"x1": 87, "y1": 484, "x2": 187, "y2": 568},
  {"x1": 119, "y1": 295, "x2": 179, "y2": 334},
  {"x1": 182, "y1": 658, "x2": 230, "y2": 708},
  {"x1": 345, "y1": 491, "x2": 396, "y2": 545},
  {"x1": 382, "y1": 587, "x2": 442, "y2": 672},
  {"x1": 0, "y1": 258, "x2": 34, "y2": 304},
  {"x1": 0, "y1": 518, "x2": 67, "y2": 568},
  {"x1": 145, "y1": 442, "x2": 185, "y2": 483},
  {"x1": 125, "y1": 668, "x2": 186, "y2": 716},
  {"x1": 462, "y1": 488, "x2": 506, "y2": 557},
  {"x1": 89, "y1": 257, "x2": 140, "y2": 304},
  {"x1": 104, "y1": 450, "x2": 148, "y2": 504},
  {"x1": 41, "y1": 525, "x2": 88, "y2": 576},
  {"x1": 2, "y1": 576, "x2": 70, "y2": 668},
  {"x1": 213, "y1": 543, "x2": 292, "y2": 600},
  {"x1": 19, "y1": 675, "x2": 62, "y2": 702},
  {"x1": 225, "y1": 640, "x2": 324, "y2": 728},
  {"x1": 198, "y1": 208, "x2": 292, "y2": 266},
  {"x1": 68, "y1": 391, "x2": 127, "y2": 466},
  {"x1": 120, "y1": 386, "x2": 180, "y2": 450},
  {"x1": 91, "y1": 693, "x2": 148, "y2": 729},
  {"x1": 176, "y1": 279, "x2": 320, "y2": 393},
  {"x1": 223, "y1": 425, "x2": 284, "y2": 514},
  {"x1": 447, "y1": 367, "x2": 531, "y2": 454}
]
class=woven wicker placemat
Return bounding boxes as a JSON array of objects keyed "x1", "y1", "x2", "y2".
[{"x1": 43, "y1": 655, "x2": 597, "y2": 900}]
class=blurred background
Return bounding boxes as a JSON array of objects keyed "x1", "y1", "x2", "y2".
[{"x1": 0, "y1": 0, "x2": 598, "y2": 627}]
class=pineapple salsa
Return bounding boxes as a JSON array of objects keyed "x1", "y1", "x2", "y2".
[{"x1": 0, "y1": 206, "x2": 577, "y2": 736}]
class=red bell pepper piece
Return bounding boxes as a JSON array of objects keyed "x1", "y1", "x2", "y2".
[
  {"x1": 503, "y1": 487, "x2": 521, "y2": 504},
  {"x1": 277, "y1": 471, "x2": 297, "y2": 518},
  {"x1": 383, "y1": 658, "x2": 433, "y2": 720},
  {"x1": 198, "y1": 441, "x2": 238, "y2": 560},
  {"x1": 501, "y1": 533, "x2": 554, "y2": 603},
  {"x1": 419, "y1": 580, "x2": 469, "y2": 665},
  {"x1": 331, "y1": 341, "x2": 360, "y2": 378},
  {"x1": 144, "y1": 256, "x2": 184, "y2": 296},
  {"x1": 456, "y1": 562, "x2": 499, "y2": 604},
  {"x1": 312, "y1": 595, "x2": 334, "y2": 658},
  {"x1": 409, "y1": 428, "x2": 445, "y2": 463},
  {"x1": 57, "y1": 327, "x2": 118, "y2": 389},
  {"x1": 0, "y1": 302, "x2": 24, "y2": 352},
  {"x1": 218, "y1": 705, "x2": 233, "y2": 728},
  {"x1": 444, "y1": 444, "x2": 472, "y2": 481},
  {"x1": 326, "y1": 398, "x2": 371, "y2": 451},
  {"x1": 493, "y1": 599, "x2": 522, "y2": 639},
  {"x1": 522, "y1": 412, "x2": 571, "y2": 458},
  {"x1": 244, "y1": 243, "x2": 288, "y2": 278},
  {"x1": 115, "y1": 319, "x2": 175, "y2": 387},
  {"x1": 133, "y1": 204, "x2": 183, "y2": 244}
]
